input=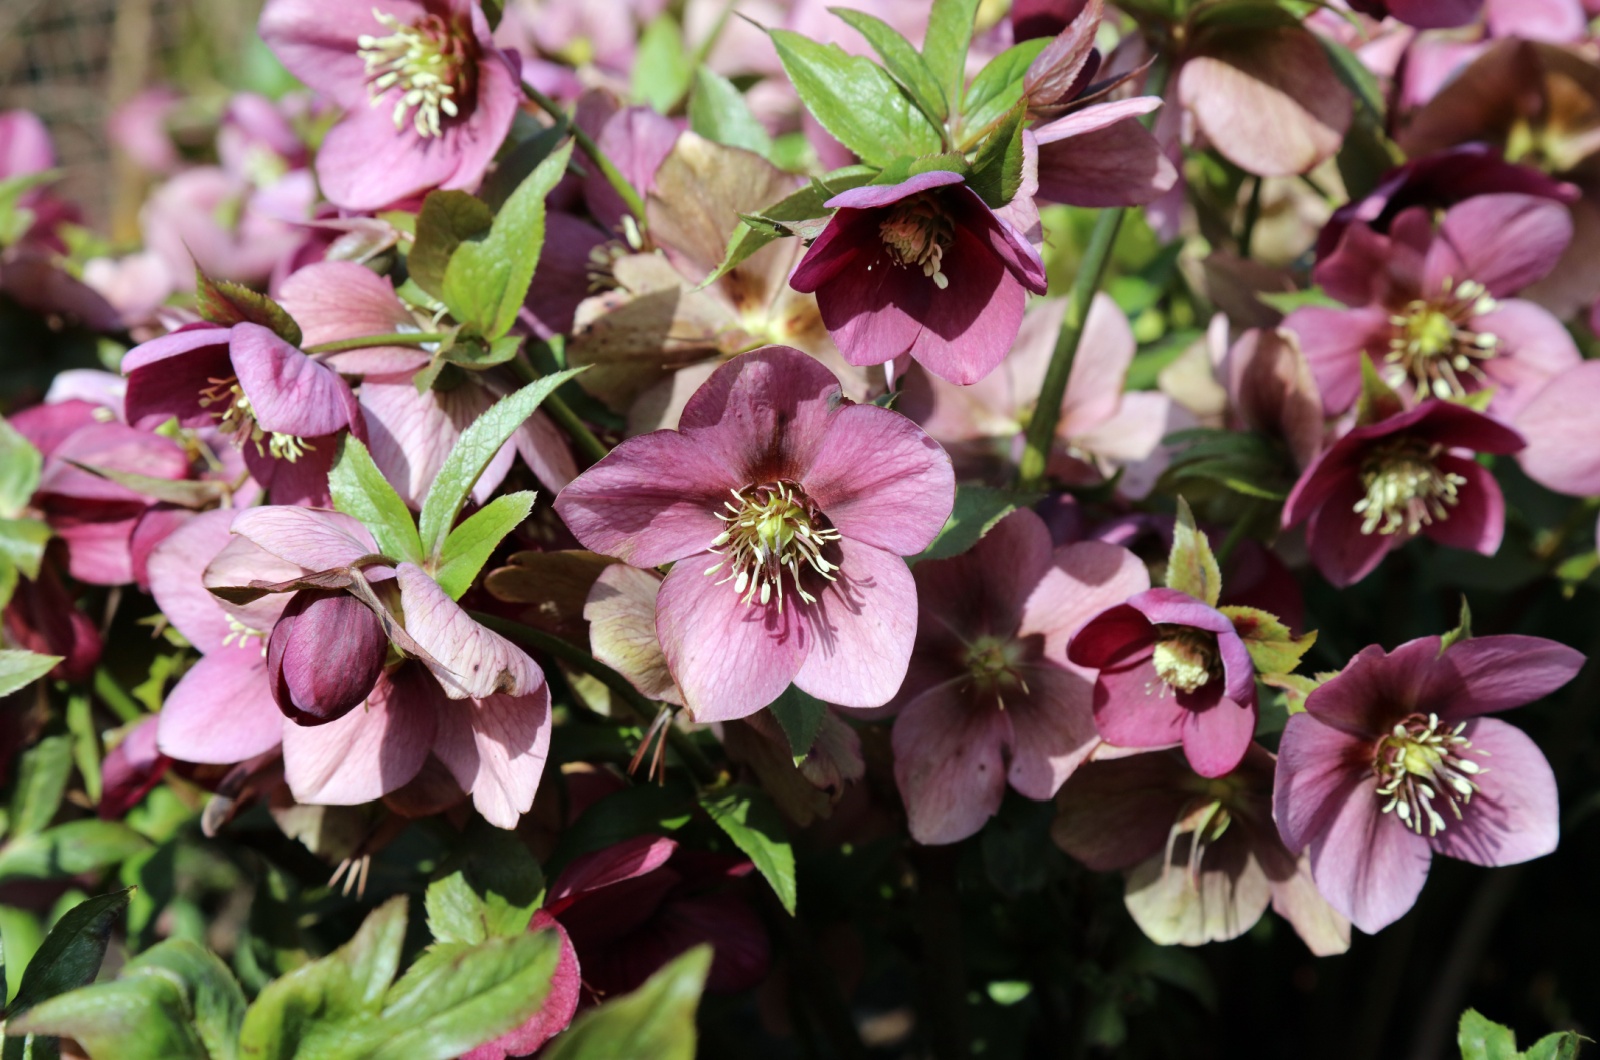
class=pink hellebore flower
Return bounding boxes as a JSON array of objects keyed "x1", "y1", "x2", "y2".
[
  {"x1": 1067, "y1": 588, "x2": 1258, "y2": 778},
  {"x1": 1274, "y1": 633, "x2": 1583, "y2": 933},
  {"x1": 122, "y1": 322, "x2": 363, "y2": 506},
  {"x1": 1287, "y1": 194, "x2": 1579, "y2": 418},
  {"x1": 1281, "y1": 401, "x2": 1522, "y2": 587},
  {"x1": 891, "y1": 508, "x2": 1148, "y2": 845},
  {"x1": 259, "y1": 0, "x2": 521, "y2": 211},
  {"x1": 1512, "y1": 361, "x2": 1600, "y2": 501},
  {"x1": 555, "y1": 346, "x2": 954, "y2": 721},
  {"x1": 788, "y1": 171, "x2": 1049, "y2": 386}
]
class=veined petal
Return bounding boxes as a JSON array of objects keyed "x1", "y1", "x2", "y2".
[
  {"x1": 892, "y1": 678, "x2": 1012, "y2": 845},
  {"x1": 156, "y1": 652, "x2": 281, "y2": 764},
  {"x1": 397, "y1": 563, "x2": 544, "y2": 700},
  {"x1": 793, "y1": 538, "x2": 917, "y2": 709},
  {"x1": 1307, "y1": 775, "x2": 1433, "y2": 934},
  {"x1": 433, "y1": 684, "x2": 553, "y2": 830},
  {"x1": 802, "y1": 403, "x2": 953, "y2": 557},
  {"x1": 229, "y1": 505, "x2": 377, "y2": 569},
  {"x1": 230, "y1": 322, "x2": 360, "y2": 438},
  {"x1": 281, "y1": 663, "x2": 439, "y2": 804},
  {"x1": 1429, "y1": 718, "x2": 1558, "y2": 867}
]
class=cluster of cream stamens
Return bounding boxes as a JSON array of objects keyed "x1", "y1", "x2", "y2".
[
  {"x1": 704, "y1": 482, "x2": 840, "y2": 611},
  {"x1": 1353, "y1": 440, "x2": 1465, "y2": 536},
  {"x1": 197, "y1": 376, "x2": 314, "y2": 463},
  {"x1": 357, "y1": 10, "x2": 473, "y2": 138},
  {"x1": 1374, "y1": 712, "x2": 1487, "y2": 836},
  {"x1": 222, "y1": 615, "x2": 269, "y2": 657},
  {"x1": 878, "y1": 192, "x2": 955, "y2": 290},
  {"x1": 1150, "y1": 625, "x2": 1220, "y2": 697},
  {"x1": 1385, "y1": 278, "x2": 1500, "y2": 400}
]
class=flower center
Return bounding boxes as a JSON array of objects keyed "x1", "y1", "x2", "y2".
[
  {"x1": 703, "y1": 482, "x2": 841, "y2": 610},
  {"x1": 1352, "y1": 440, "x2": 1465, "y2": 536},
  {"x1": 878, "y1": 192, "x2": 955, "y2": 290},
  {"x1": 1151, "y1": 625, "x2": 1220, "y2": 695},
  {"x1": 962, "y1": 634, "x2": 1028, "y2": 700},
  {"x1": 197, "y1": 376, "x2": 314, "y2": 463},
  {"x1": 1374, "y1": 712, "x2": 1486, "y2": 836},
  {"x1": 357, "y1": 10, "x2": 476, "y2": 138},
  {"x1": 1386, "y1": 280, "x2": 1499, "y2": 400}
]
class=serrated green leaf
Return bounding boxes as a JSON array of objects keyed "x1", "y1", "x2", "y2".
[
  {"x1": 1218, "y1": 606, "x2": 1316, "y2": 675},
  {"x1": 632, "y1": 14, "x2": 692, "y2": 113},
  {"x1": 911, "y1": 486, "x2": 1038, "y2": 564},
  {"x1": 433, "y1": 491, "x2": 536, "y2": 600},
  {"x1": 768, "y1": 29, "x2": 941, "y2": 167},
  {"x1": 8, "y1": 976, "x2": 206, "y2": 1060},
  {"x1": 768, "y1": 685, "x2": 827, "y2": 759},
  {"x1": 1458, "y1": 1008, "x2": 1521, "y2": 1060},
  {"x1": 1524, "y1": 1030, "x2": 1585, "y2": 1060},
  {"x1": 124, "y1": 939, "x2": 246, "y2": 1060},
  {"x1": 328, "y1": 436, "x2": 425, "y2": 564},
  {"x1": 923, "y1": 0, "x2": 981, "y2": 114},
  {"x1": 1355, "y1": 352, "x2": 1404, "y2": 427},
  {"x1": 417, "y1": 369, "x2": 584, "y2": 559},
  {"x1": 688, "y1": 68, "x2": 773, "y2": 155},
  {"x1": 967, "y1": 100, "x2": 1026, "y2": 207},
  {"x1": 699, "y1": 786, "x2": 797, "y2": 914},
  {"x1": 0, "y1": 416, "x2": 42, "y2": 518},
  {"x1": 541, "y1": 946, "x2": 709, "y2": 1060},
  {"x1": 194, "y1": 272, "x2": 302, "y2": 347},
  {"x1": 410, "y1": 191, "x2": 494, "y2": 299},
  {"x1": 0, "y1": 822, "x2": 150, "y2": 884},
  {"x1": 959, "y1": 38, "x2": 1050, "y2": 145},
  {"x1": 1167, "y1": 498, "x2": 1222, "y2": 607},
  {"x1": 830, "y1": 7, "x2": 947, "y2": 125},
  {"x1": 9, "y1": 736, "x2": 73, "y2": 838},
  {"x1": 0, "y1": 650, "x2": 61, "y2": 700},
  {"x1": 443, "y1": 141, "x2": 573, "y2": 340}
]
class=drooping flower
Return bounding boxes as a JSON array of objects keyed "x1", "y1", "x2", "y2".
[
  {"x1": 1053, "y1": 745, "x2": 1349, "y2": 954},
  {"x1": 554, "y1": 346, "x2": 954, "y2": 721},
  {"x1": 1281, "y1": 400, "x2": 1523, "y2": 587},
  {"x1": 788, "y1": 171, "x2": 1049, "y2": 386},
  {"x1": 890, "y1": 508, "x2": 1148, "y2": 844},
  {"x1": 1287, "y1": 194, "x2": 1577, "y2": 418},
  {"x1": 1274, "y1": 633, "x2": 1582, "y2": 933},
  {"x1": 259, "y1": 0, "x2": 521, "y2": 210}
]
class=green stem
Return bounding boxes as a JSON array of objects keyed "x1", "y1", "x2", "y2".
[
  {"x1": 1016, "y1": 207, "x2": 1126, "y2": 490},
  {"x1": 304, "y1": 332, "x2": 451, "y2": 354},
  {"x1": 508, "y1": 356, "x2": 610, "y2": 464},
  {"x1": 523, "y1": 84, "x2": 649, "y2": 230},
  {"x1": 93, "y1": 667, "x2": 143, "y2": 723}
]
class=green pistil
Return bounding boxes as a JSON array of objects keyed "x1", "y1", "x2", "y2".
[
  {"x1": 703, "y1": 482, "x2": 840, "y2": 611},
  {"x1": 1374, "y1": 712, "x2": 1487, "y2": 836}
]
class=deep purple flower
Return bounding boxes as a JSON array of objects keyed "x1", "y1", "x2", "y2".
[
  {"x1": 1274, "y1": 634, "x2": 1583, "y2": 933},
  {"x1": 1287, "y1": 194, "x2": 1578, "y2": 418},
  {"x1": 1067, "y1": 588, "x2": 1258, "y2": 778},
  {"x1": 1346, "y1": 0, "x2": 1483, "y2": 27},
  {"x1": 1281, "y1": 401, "x2": 1523, "y2": 587},
  {"x1": 555, "y1": 346, "x2": 954, "y2": 721},
  {"x1": 266, "y1": 588, "x2": 389, "y2": 724},
  {"x1": 789, "y1": 171, "x2": 1048, "y2": 386},
  {"x1": 259, "y1": 0, "x2": 521, "y2": 210},
  {"x1": 98, "y1": 716, "x2": 172, "y2": 820}
]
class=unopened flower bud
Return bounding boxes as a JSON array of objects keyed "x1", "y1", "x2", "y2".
[{"x1": 266, "y1": 589, "x2": 387, "y2": 725}]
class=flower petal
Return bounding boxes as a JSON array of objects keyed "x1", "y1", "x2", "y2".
[
  {"x1": 1273, "y1": 712, "x2": 1372, "y2": 853},
  {"x1": 1006, "y1": 664, "x2": 1100, "y2": 799},
  {"x1": 1424, "y1": 193, "x2": 1573, "y2": 297},
  {"x1": 1307, "y1": 775, "x2": 1434, "y2": 934},
  {"x1": 433, "y1": 684, "x2": 553, "y2": 830},
  {"x1": 229, "y1": 505, "x2": 377, "y2": 569},
  {"x1": 891, "y1": 679, "x2": 1012, "y2": 845},
  {"x1": 230, "y1": 323, "x2": 360, "y2": 439},
  {"x1": 1181, "y1": 695, "x2": 1255, "y2": 778},
  {"x1": 146, "y1": 509, "x2": 248, "y2": 653},
  {"x1": 281, "y1": 664, "x2": 440, "y2": 804},
  {"x1": 801, "y1": 403, "x2": 953, "y2": 556},
  {"x1": 1023, "y1": 540, "x2": 1152, "y2": 666},
  {"x1": 793, "y1": 538, "x2": 917, "y2": 709},
  {"x1": 276, "y1": 261, "x2": 430, "y2": 375},
  {"x1": 1429, "y1": 717, "x2": 1558, "y2": 867},
  {"x1": 156, "y1": 652, "x2": 282, "y2": 764},
  {"x1": 1426, "y1": 634, "x2": 1585, "y2": 718},
  {"x1": 677, "y1": 345, "x2": 845, "y2": 481},
  {"x1": 397, "y1": 563, "x2": 545, "y2": 700},
  {"x1": 1514, "y1": 361, "x2": 1600, "y2": 496}
]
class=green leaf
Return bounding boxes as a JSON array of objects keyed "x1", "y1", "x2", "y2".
[
  {"x1": 0, "y1": 171, "x2": 59, "y2": 246},
  {"x1": 1458, "y1": 1008, "x2": 1521, "y2": 1060},
  {"x1": 0, "y1": 822, "x2": 151, "y2": 884},
  {"x1": 829, "y1": 7, "x2": 947, "y2": 124},
  {"x1": 1166, "y1": 498, "x2": 1222, "y2": 607},
  {"x1": 194, "y1": 271, "x2": 302, "y2": 347},
  {"x1": 0, "y1": 519, "x2": 47, "y2": 586},
  {"x1": 417, "y1": 369, "x2": 584, "y2": 559},
  {"x1": 959, "y1": 38, "x2": 1050, "y2": 144},
  {"x1": 329, "y1": 435, "x2": 425, "y2": 564},
  {"x1": 62, "y1": 462, "x2": 229, "y2": 510},
  {"x1": 911, "y1": 486, "x2": 1040, "y2": 564},
  {"x1": 1256, "y1": 287, "x2": 1341, "y2": 315},
  {"x1": 923, "y1": 0, "x2": 981, "y2": 114},
  {"x1": 1355, "y1": 352, "x2": 1404, "y2": 427},
  {"x1": 0, "y1": 415, "x2": 42, "y2": 518},
  {"x1": 0, "y1": 650, "x2": 61, "y2": 700},
  {"x1": 768, "y1": 684, "x2": 827, "y2": 759},
  {"x1": 700, "y1": 165, "x2": 877, "y2": 286},
  {"x1": 632, "y1": 14, "x2": 693, "y2": 113},
  {"x1": 433, "y1": 491, "x2": 536, "y2": 600},
  {"x1": 124, "y1": 939, "x2": 246, "y2": 1060},
  {"x1": 442, "y1": 334, "x2": 523, "y2": 370},
  {"x1": 6, "y1": 890, "x2": 131, "y2": 1037},
  {"x1": 1524, "y1": 1031, "x2": 1585, "y2": 1060},
  {"x1": 1218, "y1": 606, "x2": 1316, "y2": 675},
  {"x1": 9, "y1": 736, "x2": 73, "y2": 838},
  {"x1": 442, "y1": 141, "x2": 572, "y2": 340},
  {"x1": 768, "y1": 29, "x2": 942, "y2": 166},
  {"x1": 410, "y1": 191, "x2": 493, "y2": 299},
  {"x1": 1319, "y1": 35, "x2": 1385, "y2": 121},
  {"x1": 541, "y1": 946, "x2": 710, "y2": 1060},
  {"x1": 688, "y1": 68, "x2": 773, "y2": 155},
  {"x1": 425, "y1": 826, "x2": 544, "y2": 945},
  {"x1": 967, "y1": 100, "x2": 1026, "y2": 208},
  {"x1": 8, "y1": 977, "x2": 207, "y2": 1060},
  {"x1": 1440, "y1": 597, "x2": 1474, "y2": 655},
  {"x1": 699, "y1": 786, "x2": 797, "y2": 914},
  {"x1": 65, "y1": 697, "x2": 101, "y2": 806}
]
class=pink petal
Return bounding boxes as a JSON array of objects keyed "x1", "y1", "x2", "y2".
[
  {"x1": 1283, "y1": 305, "x2": 1394, "y2": 415},
  {"x1": 1427, "y1": 635, "x2": 1586, "y2": 718},
  {"x1": 793, "y1": 538, "x2": 917, "y2": 709},
  {"x1": 585, "y1": 565, "x2": 683, "y2": 707},
  {"x1": 801, "y1": 403, "x2": 953, "y2": 556},
  {"x1": 1057, "y1": 294, "x2": 1134, "y2": 436},
  {"x1": 1515, "y1": 361, "x2": 1600, "y2": 495},
  {"x1": 1034, "y1": 106, "x2": 1177, "y2": 208},
  {"x1": 822, "y1": 170, "x2": 966, "y2": 210},
  {"x1": 891, "y1": 679, "x2": 1012, "y2": 845},
  {"x1": 1180, "y1": 695, "x2": 1255, "y2": 778},
  {"x1": 229, "y1": 506, "x2": 377, "y2": 569},
  {"x1": 432, "y1": 684, "x2": 553, "y2": 829},
  {"x1": 37, "y1": 423, "x2": 189, "y2": 502},
  {"x1": 817, "y1": 260, "x2": 927, "y2": 368},
  {"x1": 1021, "y1": 540, "x2": 1151, "y2": 665},
  {"x1": 1303, "y1": 638, "x2": 1440, "y2": 736},
  {"x1": 1273, "y1": 713, "x2": 1372, "y2": 853},
  {"x1": 146, "y1": 509, "x2": 245, "y2": 653},
  {"x1": 276, "y1": 262, "x2": 430, "y2": 375},
  {"x1": 1419, "y1": 456, "x2": 1503, "y2": 555},
  {"x1": 548, "y1": 836, "x2": 679, "y2": 905},
  {"x1": 230, "y1": 323, "x2": 360, "y2": 439},
  {"x1": 397, "y1": 563, "x2": 545, "y2": 700},
  {"x1": 1091, "y1": 658, "x2": 1191, "y2": 748},
  {"x1": 910, "y1": 232, "x2": 1026, "y2": 386},
  {"x1": 1472, "y1": 300, "x2": 1580, "y2": 419},
  {"x1": 314, "y1": 106, "x2": 463, "y2": 212},
  {"x1": 361, "y1": 378, "x2": 516, "y2": 508},
  {"x1": 281, "y1": 664, "x2": 440, "y2": 803},
  {"x1": 677, "y1": 345, "x2": 845, "y2": 482},
  {"x1": 156, "y1": 652, "x2": 282, "y2": 764},
  {"x1": 121, "y1": 324, "x2": 233, "y2": 429},
  {"x1": 1307, "y1": 775, "x2": 1434, "y2": 934},
  {"x1": 1006, "y1": 664, "x2": 1099, "y2": 799},
  {"x1": 1428, "y1": 717, "x2": 1558, "y2": 867},
  {"x1": 256, "y1": 0, "x2": 413, "y2": 106},
  {"x1": 1304, "y1": 476, "x2": 1395, "y2": 587},
  {"x1": 654, "y1": 556, "x2": 810, "y2": 723},
  {"x1": 1424, "y1": 193, "x2": 1573, "y2": 297}
]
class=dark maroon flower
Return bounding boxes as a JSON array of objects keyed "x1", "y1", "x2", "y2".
[
  {"x1": 789, "y1": 171, "x2": 1048, "y2": 385},
  {"x1": 2, "y1": 556, "x2": 102, "y2": 682},
  {"x1": 1281, "y1": 401, "x2": 1523, "y2": 587},
  {"x1": 99, "y1": 716, "x2": 172, "y2": 820},
  {"x1": 265, "y1": 588, "x2": 390, "y2": 725},
  {"x1": 1346, "y1": 0, "x2": 1482, "y2": 28}
]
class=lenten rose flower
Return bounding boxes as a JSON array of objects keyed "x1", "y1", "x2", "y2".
[
  {"x1": 259, "y1": 0, "x2": 521, "y2": 210},
  {"x1": 1053, "y1": 746, "x2": 1350, "y2": 954},
  {"x1": 1281, "y1": 400, "x2": 1523, "y2": 587},
  {"x1": 1345, "y1": 0, "x2": 1482, "y2": 27},
  {"x1": 1067, "y1": 587, "x2": 1258, "y2": 778},
  {"x1": 554, "y1": 346, "x2": 954, "y2": 721},
  {"x1": 890, "y1": 508, "x2": 1148, "y2": 844},
  {"x1": 1274, "y1": 633, "x2": 1583, "y2": 933},
  {"x1": 788, "y1": 171, "x2": 1049, "y2": 386}
]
